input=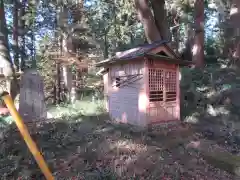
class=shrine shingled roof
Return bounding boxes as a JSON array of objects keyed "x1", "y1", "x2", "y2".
[
  {"x1": 95, "y1": 40, "x2": 188, "y2": 67},
  {"x1": 114, "y1": 40, "x2": 177, "y2": 60}
]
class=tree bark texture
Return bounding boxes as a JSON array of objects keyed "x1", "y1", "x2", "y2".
[
  {"x1": 13, "y1": 0, "x2": 19, "y2": 71},
  {"x1": 150, "y1": 0, "x2": 171, "y2": 41},
  {"x1": 192, "y1": 0, "x2": 205, "y2": 68},
  {"x1": 19, "y1": 0, "x2": 26, "y2": 70},
  {"x1": 134, "y1": 0, "x2": 161, "y2": 43},
  {"x1": 59, "y1": 6, "x2": 74, "y2": 102},
  {"x1": 0, "y1": 0, "x2": 19, "y2": 100},
  {"x1": 229, "y1": 0, "x2": 240, "y2": 60},
  {"x1": 56, "y1": 62, "x2": 61, "y2": 104}
]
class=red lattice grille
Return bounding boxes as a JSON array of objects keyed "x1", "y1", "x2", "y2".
[
  {"x1": 165, "y1": 71, "x2": 177, "y2": 101},
  {"x1": 149, "y1": 69, "x2": 177, "y2": 102},
  {"x1": 165, "y1": 71, "x2": 176, "y2": 92},
  {"x1": 166, "y1": 91, "x2": 177, "y2": 102},
  {"x1": 149, "y1": 69, "x2": 164, "y2": 91},
  {"x1": 149, "y1": 91, "x2": 163, "y2": 102},
  {"x1": 149, "y1": 69, "x2": 164, "y2": 102}
]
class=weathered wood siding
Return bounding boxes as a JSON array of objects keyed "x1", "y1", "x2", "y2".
[
  {"x1": 107, "y1": 60, "x2": 147, "y2": 127},
  {"x1": 103, "y1": 73, "x2": 109, "y2": 112}
]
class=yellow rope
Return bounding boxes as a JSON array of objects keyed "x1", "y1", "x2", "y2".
[{"x1": 1, "y1": 93, "x2": 54, "y2": 180}]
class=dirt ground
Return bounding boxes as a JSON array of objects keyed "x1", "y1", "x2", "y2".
[{"x1": 0, "y1": 113, "x2": 236, "y2": 180}]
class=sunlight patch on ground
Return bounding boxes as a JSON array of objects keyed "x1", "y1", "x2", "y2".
[
  {"x1": 111, "y1": 139, "x2": 147, "y2": 154},
  {"x1": 184, "y1": 112, "x2": 200, "y2": 124},
  {"x1": 47, "y1": 100, "x2": 106, "y2": 119},
  {"x1": 207, "y1": 105, "x2": 229, "y2": 117},
  {"x1": 196, "y1": 86, "x2": 209, "y2": 92},
  {"x1": 95, "y1": 126, "x2": 114, "y2": 133},
  {"x1": 206, "y1": 89, "x2": 218, "y2": 98},
  {"x1": 0, "y1": 100, "x2": 106, "y2": 126},
  {"x1": 108, "y1": 139, "x2": 148, "y2": 175}
]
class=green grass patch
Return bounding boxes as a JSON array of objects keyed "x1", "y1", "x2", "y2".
[
  {"x1": 0, "y1": 115, "x2": 14, "y2": 127},
  {"x1": 47, "y1": 99, "x2": 106, "y2": 119}
]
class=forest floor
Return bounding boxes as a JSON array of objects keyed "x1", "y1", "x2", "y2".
[{"x1": 0, "y1": 100, "x2": 238, "y2": 179}]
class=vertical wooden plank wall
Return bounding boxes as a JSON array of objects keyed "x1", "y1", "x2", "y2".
[
  {"x1": 176, "y1": 65, "x2": 180, "y2": 121},
  {"x1": 107, "y1": 60, "x2": 146, "y2": 126}
]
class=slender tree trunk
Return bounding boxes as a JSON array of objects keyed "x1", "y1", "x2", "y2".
[
  {"x1": 113, "y1": 0, "x2": 122, "y2": 50},
  {"x1": 169, "y1": 10, "x2": 180, "y2": 53},
  {"x1": 113, "y1": 1, "x2": 118, "y2": 50},
  {"x1": 13, "y1": 0, "x2": 19, "y2": 71},
  {"x1": 69, "y1": 0, "x2": 85, "y2": 103},
  {"x1": 179, "y1": 0, "x2": 194, "y2": 61},
  {"x1": 229, "y1": 0, "x2": 240, "y2": 61},
  {"x1": 221, "y1": 14, "x2": 232, "y2": 59},
  {"x1": 0, "y1": 0, "x2": 13, "y2": 77},
  {"x1": 31, "y1": 32, "x2": 36, "y2": 68},
  {"x1": 54, "y1": 6, "x2": 61, "y2": 104},
  {"x1": 56, "y1": 62, "x2": 61, "y2": 104},
  {"x1": 130, "y1": 32, "x2": 134, "y2": 44},
  {"x1": 62, "y1": 65, "x2": 73, "y2": 102},
  {"x1": 53, "y1": 82, "x2": 56, "y2": 104},
  {"x1": 59, "y1": 6, "x2": 73, "y2": 102},
  {"x1": 62, "y1": 33, "x2": 73, "y2": 102},
  {"x1": 0, "y1": 0, "x2": 19, "y2": 99},
  {"x1": 104, "y1": 30, "x2": 109, "y2": 58},
  {"x1": 192, "y1": 0, "x2": 205, "y2": 68},
  {"x1": 19, "y1": 0, "x2": 26, "y2": 71}
]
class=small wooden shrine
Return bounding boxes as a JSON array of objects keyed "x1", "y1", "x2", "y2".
[{"x1": 96, "y1": 40, "x2": 191, "y2": 127}]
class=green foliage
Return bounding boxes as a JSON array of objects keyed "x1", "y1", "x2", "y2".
[
  {"x1": 181, "y1": 61, "x2": 240, "y2": 131},
  {"x1": 0, "y1": 116, "x2": 13, "y2": 127},
  {"x1": 48, "y1": 99, "x2": 106, "y2": 119},
  {"x1": 87, "y1": 0, "x2": 145, "y2": 57},
  {"x1": 205, "y1": 38, "x2": 220, "y2": 64}
]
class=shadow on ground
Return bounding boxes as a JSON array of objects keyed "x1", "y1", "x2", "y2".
[
  {"x1": 181, "y1": 65, "x2": 240, "y2": 151},
  {"x1": 0, "y1": 112, "x2": 234, "y2": 179}
]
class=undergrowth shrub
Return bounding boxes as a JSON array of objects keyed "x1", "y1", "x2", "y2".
[{"x1": 180, "y1": 62, "x2": 240, "y2": 130}]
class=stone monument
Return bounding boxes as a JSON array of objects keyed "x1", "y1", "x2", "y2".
[{"x1": 19, "y1": 69, "x2": 47, "y2": 122}]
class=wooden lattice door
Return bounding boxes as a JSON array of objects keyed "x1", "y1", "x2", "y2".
[{"x1": 148, "y1": 68, "x2": 178, "y2": 122}]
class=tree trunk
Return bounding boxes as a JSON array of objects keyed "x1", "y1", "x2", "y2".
[
  {"x1": 54, "y1": 6, "x2": 61, "y2": 104},
  {"x1": 168, "y1": 10, "x2": 180, "y2": 52},
  {"x1": 62, "y1": 64, "x2": 73, "y2": 102},
  {"x1": 180, "y1": 0, "x2": 194, "y2": 61},
  {"x1": 134, "y1": 0, "x2": 161, "y2": 43},
  {"x1": 183, "y1": 25, "x2": 194, "y2": 61},
  {"x1": 150, "y1": 0, "x2": 171, "y2": 41},
  {"x1": 0, "y1": 0, "x2": 19, "y2": 99},
  {"x1": 70, "y1": 81, "x2": 77, "y2": 104},
  {"x1": 69, "y1": 0, "x2": 85, "y2": 103},
  {"x1": 62, "y1": 33, "x2": 74, "y2": 102},
  {"x1": 56, "y1": 62, "x2": 61, "y2": 104},
  {"x1": 192, "y1": 0, "x2": 205, "y2": 68},
  {"x1": 31, "y1": 32, "x2": 36, "y2": 68},
  {"x1": 230, "y1": 0, "x2": 240, "y2": 27},
  {"x1": 113, "y1": 1, "x2": 118, "y2": 50},
  {"x1": 13, "y1": 0, "x2": 19, "y2": 71},
  {"x1": 53, "y1": 82, "x2": 56, "y2": 104},
  {"x1": 104, "y1": 30, "x2": 109, "y2": 58},
  {"x1": 19, "y1": 0, "x2": 26, "y2": 71},
  {"x1": 60, "y1": 6, "x2": 73, "y2": 102},
  {"x1": 229, "y1": 0, "x2": 240, "y2": 61}
]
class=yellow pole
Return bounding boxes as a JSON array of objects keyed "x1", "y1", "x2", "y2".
[{"x1": 1, "y1": 92, "x2": 54, "y2": 180}]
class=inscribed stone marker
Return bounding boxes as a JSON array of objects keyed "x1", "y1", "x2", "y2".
[{"x1": 19, "y1": 69, "x2": 47, "y2": 122}]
